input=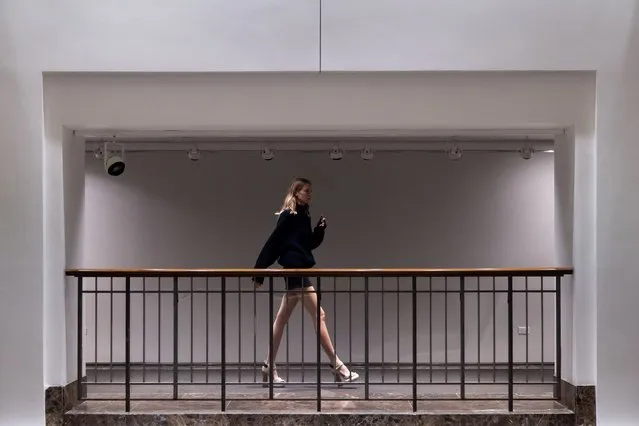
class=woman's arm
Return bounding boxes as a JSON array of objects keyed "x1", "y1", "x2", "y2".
[
  {"x1": 253, "y1": 210, "x2": 292, "y2": 284},
  {"x1": 311, "y1": 216, "x2": 326, "y2": 250}
]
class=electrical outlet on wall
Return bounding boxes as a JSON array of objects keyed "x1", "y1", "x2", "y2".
[{"x1": 517, "y1": 326, "x2": 530, "y2": 335}]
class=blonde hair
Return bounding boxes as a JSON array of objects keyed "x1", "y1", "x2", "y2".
[{"x1": 277, "y1": 177, "x2": 312, "y2": 215}]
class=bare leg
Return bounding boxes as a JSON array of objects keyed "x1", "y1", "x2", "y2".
[
  {"x1": 301, "y1": 286, "x2": 357, "y2": 379},
  {"x1": 264, "y1": 290, "x2": 301, "y2": 366}
]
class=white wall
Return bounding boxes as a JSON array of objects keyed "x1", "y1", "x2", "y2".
[
  {"x1": 321, "y1": 0, "x2": 609, "y2": 71},
  {"x1": 3, "y1": 1, "x2": 637, "y2": 424},
  {"x1": 0, "y1": 28, "x2": 45, "y2": 426},
  {"x1": 83, "y1": 151, "x2": 556, "y2": 269},
  {"x1": 44, "y1": 70, "x2": 594, "y2": 388},
  {"x1": 81, "y1": 150, "x2": 556, "y2": 364},
  {"x1": 595, "y1": 11, "x2": 639, "y2": 423}
]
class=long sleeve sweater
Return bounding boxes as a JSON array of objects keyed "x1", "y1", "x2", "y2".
[{"x1": 253, "y1": 204, "x2": 325, "y2": 284}]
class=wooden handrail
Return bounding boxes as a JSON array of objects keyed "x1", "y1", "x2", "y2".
[{"x1": 65, "y1": 267, "x2": 573, "y2": 278}]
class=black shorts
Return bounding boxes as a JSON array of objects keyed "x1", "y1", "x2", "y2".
[{"x1": 283, "y1": 275, "x2": 312, "y2": 291}]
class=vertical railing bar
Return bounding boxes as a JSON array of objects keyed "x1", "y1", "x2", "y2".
[
  {"x1": 429, "y1": 277, "x2": 433, "y2": 384},
  {"x1": 333, "y1": 276, "x2": 337, "y2": 377},
  {"x1": 365, "y1": 276, "x2": 370, "y2": 400},
  {"x1": 94, "y1": 277, "x2": 98, "y2": 383},
  {"x1": 173, "y1": 277, "x2": 179, "y2": 400},
  {"x1": 349, "y1": 277, "x2": 352, "y2": 370},
  {"x1": 541, "y1": 276, "x2": 545, "y2": 383},
  {"x1": 157, "y1": 277, "x2": 161, "y2": 383},
  {"x1": 125, "y1": 277, "x2": 131, "y2": 412},
  {"x1": 525, "y1": 276, "x2": 529, "y2": 383},
  {"x1": 477, "y1": 277, "x2": 480, "y2": 384},
  {"x1": 301, "y1": 276, "x2": 305, "y2": 383},
  {"x1": 221, "y1": 277, "x2": 227, "y2": 411},
  {"x1": 460, "y1": 276, "x2": 466, "y2": 400},
  {"x1": 412, "y1": 276, "x2": 417, "y2": 412},
  {"x1": 142, "y1": 277, "x2": 146, "y2": 383},
  {"x1": 109, "y1": 277, "x2": 113, "y2": 384},
  {"x1": 253, "y1": 277, "x2": 257, "y2": 383},
  {"x1": 238, "y1": 277, "x2": 242, "y2": 384},
  {"x1": 316, "y1": 276, "x2": 322, "y2": 412},
  {"x1": 206, "y1": 277, "x2": 210, "y2": 384},
  {"x1": 268, "y1": 276, "x2": 274, "y2": 399},
  {"x1": 190, "y1": 277, "x2": 194, "y2": 384},
  {"x1": 555, "y1": 275, "x2": 562, "y2": 401},
  {"x1": 444, "y1": 277, "x2": 448, "y2": 384},
  {"x1": 381, "y1": 277, "x2": 385, "y2": 383},
  {"x1": 397, "y1": 276, "x2": 400, "y2": 384},
  {"x1": 493, "y1": 276, "x2": 497, "y2": 382},
  {"x1": 286, "y1": 279, "x2": 290, "y2": 382},
  {"x1": 508, "y1": 275, "x2": 514, "y2": 412},
  {"x1": 77, "y1": 277, "x2": 83, "y2": 401}
]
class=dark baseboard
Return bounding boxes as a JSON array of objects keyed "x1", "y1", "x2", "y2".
[
  {"x1": 557, "y1": 378, "x2": 596, "y2": 426},
  {"x1": 45, "y1": 377, "x2": 85, "y2": 426},
  {"x1": 50, "y1": 374, "x2": 592, "y2": 425},
  {"x1": 64, "y1": 412, "x2": 575, "y2": 426}
]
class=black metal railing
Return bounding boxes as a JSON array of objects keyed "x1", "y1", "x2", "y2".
[{"x1": 66, "y1": 267, "x2": 572, "y2": 412}]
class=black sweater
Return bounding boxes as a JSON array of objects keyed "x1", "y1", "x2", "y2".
[{"x1": 253, "y1": 204, "x2": 325, "y2": 284}]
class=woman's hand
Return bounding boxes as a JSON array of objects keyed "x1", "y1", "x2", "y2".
[{"x1": 317, "y1": 216, "x2": 327, "y2": 229}]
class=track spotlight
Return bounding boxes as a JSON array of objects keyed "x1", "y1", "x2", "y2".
[
  {"x1": 360, "y1": 146, "x2": 374, "y2": 161},
  {"x1": 519, "y1": 144, "x2": 534, "y2": 160},
  {"x1": 261, "y1": 146, "x2": 275, "y2": 161},
  {"x1": 330, "y1": 145, "x2": 344, "y2": 160},
  {"x1": 447, "y1": 145, "x2": 463, "y2": 160},
  {"x1": 187, "y1": 148, "x2": 201, "y2": 161},
  {"x1": 104, "y1": 142, "x2": 125, "y2": 176}
]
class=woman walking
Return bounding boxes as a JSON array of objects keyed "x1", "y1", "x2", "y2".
[{"x1": 253, "y1": 177, "x2": 359, "y2": 385}]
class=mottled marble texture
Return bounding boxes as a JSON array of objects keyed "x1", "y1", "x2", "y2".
[
  {"x1": 46, "y1": 379, "x2": 83, "y2": 425},
  {"x1": 68, "y1": 393, "x2": 570, "y2": 413},
  {"x1": 61, "y1": 380, "x2": 577, "y2": 425},
  {"x1": 559, "y1": 381, "x2": 595, "y2": 426},
  {"x1": 63, "y1": 412, "x2": 575, "y2": 426},
  {"x1": 46, "y1": 387, "x2": 66, "y2": 425},
  {"x1": 64, "y1": 398, "x2": 574, "y2": 425},
  {"x1": 574, "y1": 386, "x2": 595, "y2": 426}
]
